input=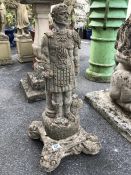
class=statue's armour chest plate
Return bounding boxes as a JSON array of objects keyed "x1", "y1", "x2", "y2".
[{"x1": 48, "y1": 31, "x2": 74, "y2": 69}]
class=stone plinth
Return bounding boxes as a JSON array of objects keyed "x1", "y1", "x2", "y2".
[
  {"x1": 42, "y1": 112, "x2": 80, "y2": 140},
  {"x1": 29, "y1": 121, "x2": 101, "y2": 172},
  {"x1": 15, "y1": 35, "x2": 34, "y2": 63},
  {"x1": 20, "y1": 72, "x2": 46, "y2": 102},
  {"x1": 28, "y1": 95, "x2": 101, "y2": 172},
  {"x1": 0, "y1": 35, "x2": 12, "y2": 66},
  {"x1": 85, "y1": 90, "x2": 131, "y2": 142}
]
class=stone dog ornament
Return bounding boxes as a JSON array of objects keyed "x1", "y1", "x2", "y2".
[
  {"x1": 110, "y1": 14, "x2": 131, "y2": 112},
  {"x1": 28, "y1": 3, "x2": 101, "y2": 172}
]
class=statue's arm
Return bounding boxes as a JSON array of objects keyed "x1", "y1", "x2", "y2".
[
  {"x1": 38, "y1": 34, "x2": 53, "y2": 78},
  {"x1": 40, "y1": 34, "x2": 50, "y2": 70},
  {"x1": 73, "y1": 46, "x2": 80, "y2": 75},
  {"x1": 73, "y1": 31, "x2": 81, "y2": 75}
]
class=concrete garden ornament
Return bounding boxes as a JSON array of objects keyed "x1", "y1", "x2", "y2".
[
  {"x1": 28, "y1": 3, "x2": 101, "y2": 172},
  {"x1": 0, "y1": 0, "x2": 12, "y2": 65},
  {"x1": 110, "y1": 14, "x2": 131, "y2": 112},
  {"x1": 0, "y1": 0, "x2": 6, "y2": 36},
  {"x1": 15, "y1": 1, "x2": 34, "y2": 63},
  {"x1": 16, "y1": 0, "x2": 30, "y2": 36}
]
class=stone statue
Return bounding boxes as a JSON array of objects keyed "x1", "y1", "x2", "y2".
[
  {"x1": 0, "y1": 0, "x2": 6, "y2": 36},
  {"x1": 28, "y1": 3, "x2": 101, "y2": 172},
  {"x1": 110, "y1": 14, "x2": 131, "y2": 112},
  {"x1": 16, "y1": 1, "x2": 30, "y2": 36},
  {"x1": 39, "y1": 3, "x2": 80, "y2": 123}
]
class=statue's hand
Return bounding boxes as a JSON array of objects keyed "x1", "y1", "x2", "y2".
[{"x1": 42, "y1": 70, "x2": 53, "y2": 79}]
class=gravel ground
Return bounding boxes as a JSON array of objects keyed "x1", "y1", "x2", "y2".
[{"x1": 0, "y1": 40, "x2": 131, "y2": 175}]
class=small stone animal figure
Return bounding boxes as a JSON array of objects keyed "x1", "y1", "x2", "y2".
[{"x1": 110, "y1": 14, "x2": 131, "y2": 112}]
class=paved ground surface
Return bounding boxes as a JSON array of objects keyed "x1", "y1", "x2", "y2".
[{"x1": 0, "y1": 40, "x2": 131, "y2": 175}]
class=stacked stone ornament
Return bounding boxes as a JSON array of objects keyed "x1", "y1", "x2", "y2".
[{"x1": 28, "y1": 3, "x2": 101, "y2": 172}]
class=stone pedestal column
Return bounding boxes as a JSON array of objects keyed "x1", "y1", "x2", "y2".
[
  {"x1": 0, "y1": 35, "x2": 12, "y2": 66},
  {"x1": 32, "y1": 4, "x2": 50, "y2": 58},
  {"x1": 16, "y1": 35, "x2": 34, "y2": 63}
]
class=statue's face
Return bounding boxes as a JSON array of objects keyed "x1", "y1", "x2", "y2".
[{"x1": 54, "y1": 9, "x2": 69, "y2": 26}]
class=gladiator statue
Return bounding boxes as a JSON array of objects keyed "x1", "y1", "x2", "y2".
[
  {"x1": 28, "y1": 4, "x2": 101, "y2": 172},
  {"x1": 0, "y1": 0, "x2": 6, "y2": 36},
  {"x1": 38, "y1": 3, "x2": 80, "y2": 122}
]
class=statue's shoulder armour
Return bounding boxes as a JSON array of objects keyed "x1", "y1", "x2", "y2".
[
  {"x1": 44, "y1": 30, "x2": 54, "y2": 38},
  {"x1": 67, "y1": 29, "x2": 81, "y2": 49}
]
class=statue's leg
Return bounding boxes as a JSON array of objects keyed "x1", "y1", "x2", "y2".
[
  {"x1": 45, "y1": 92, "x2": 55, "y2": 117},
  {"x1": 52, "y1": 92, "x2": 63, "y2": 118},
  {"x1": 63, "y1": 91, "x2": 75, "y2": 121},
  {"x1": 2, "y1": 23, "x2": 5, "y2": 34}
]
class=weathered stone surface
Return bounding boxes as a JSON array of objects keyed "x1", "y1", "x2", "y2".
[
  {"x1": 27, "y1": 72, "x2": 45, "y2": 90},
  {"x1": 20, "y1": 77, "x2": 46, "y2": 102},
  {"x1": 28, "y1": 121, "x2": 101, "y2": 172},
  {"x1": 85, "y1": 90, "x2": 131, "y2": 143}
]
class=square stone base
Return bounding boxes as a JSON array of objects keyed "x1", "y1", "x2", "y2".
[
  {"x1": 85, "y1": 90, "x2": 131, "y2": 142},
  {"x1": 16, "y1": 37, "x2": 34, "y2": 63},
  {"x1": 0, "y1": 39, "x2": 12, "y2": 66},
  {"x1": 0, "y1": 59, "x2": 13, "y2": 66},
  {"x1": 20, "y1": 77, "x2": 46, "y2": 103},
  {"x1": 28, "y1": 121, "x2": 101, "y2": 172}
]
